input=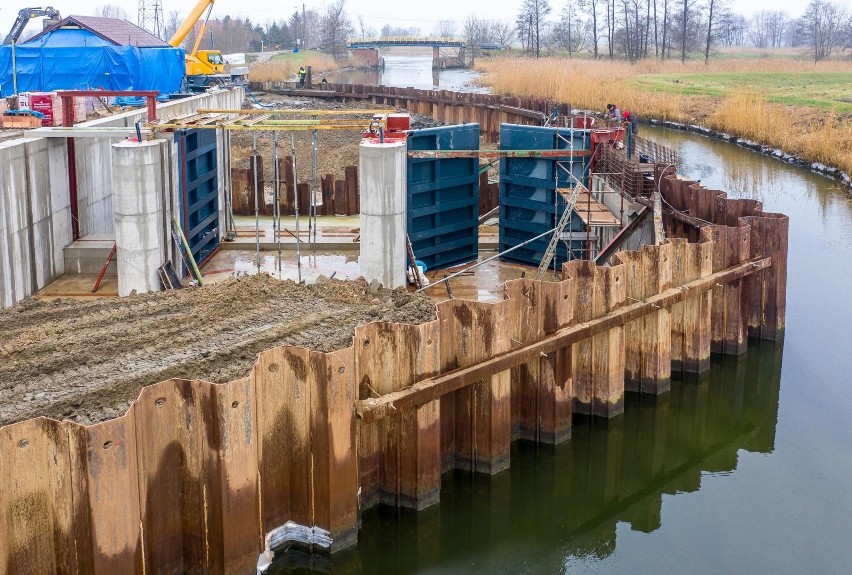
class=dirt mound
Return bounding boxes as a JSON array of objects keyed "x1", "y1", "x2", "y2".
[{"x1": 0, "y1": 275, "x2": 436, "y2": 426}]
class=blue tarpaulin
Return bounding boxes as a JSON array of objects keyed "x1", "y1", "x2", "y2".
[{"x1": 0, "y1": 28, "x2": 185, "y2": 97}]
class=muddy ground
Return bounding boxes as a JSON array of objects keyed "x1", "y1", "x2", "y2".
[{"x1": 0, "y1": 275, "x2": 436, "y2": 426}]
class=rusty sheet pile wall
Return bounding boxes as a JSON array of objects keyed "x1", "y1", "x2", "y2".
[
  {"x1": 258, "y1": 83, "x2": 562, "y2": 142},
  {"x1": 230, "y1": 157, "x2": 501, "y2": 219},
  {"x1": 0, "y1": 188, "x2": 786, "y2": 574}
]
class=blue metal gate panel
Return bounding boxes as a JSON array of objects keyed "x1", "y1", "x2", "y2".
[
  {"x1": 498, "y1": 124, "x2": 591, "y2": 268},
  {"x1": 407, "y1": 124, "x2": 480, "y2": 270},
  {"x1": 176, "y1": 129, "x2": 220, "y2": 267}
]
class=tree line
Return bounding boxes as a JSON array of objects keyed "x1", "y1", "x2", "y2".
[
  {"x1": 507, "y1": 0, "x2": 852, "y2": 61},
  {"x1": 99, "y1": 0, "x2": 849, "y2": 62}
]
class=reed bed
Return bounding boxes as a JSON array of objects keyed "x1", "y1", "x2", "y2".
[
  {"x1": 478, "y1": 56, "x2": 852, "y2": 176},
  {"x1": 249, "y1": 53, "x2": 346, "y2": 83}
]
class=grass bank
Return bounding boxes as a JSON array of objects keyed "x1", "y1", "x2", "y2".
[{"x1": 477, "y1": 56, "x2": 852, "y2": 177}]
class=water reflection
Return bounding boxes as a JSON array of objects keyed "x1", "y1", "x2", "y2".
[{"x1": 268, "y1": 341, "x2": 783, "y2": 574}]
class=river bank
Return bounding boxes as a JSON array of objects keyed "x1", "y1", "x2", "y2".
[{"x1": 476, "y1": 56, "x2": 852, "y2": 188}]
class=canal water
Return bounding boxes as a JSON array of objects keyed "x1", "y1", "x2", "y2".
[
  {"x1": 268, "y1": 114, "x2": 852, "y2": 571},
  {"x1": 327, "y1": 54, "x2": 487, "y2": 93}
]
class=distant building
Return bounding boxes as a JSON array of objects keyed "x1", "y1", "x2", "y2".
[{"x1": 0, "y1": 16, "x2": 185, "y2": 97}]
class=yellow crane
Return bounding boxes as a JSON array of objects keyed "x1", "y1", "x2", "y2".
[{"x1": 168, "y1": 0, "x2": 225, "y2": 88}]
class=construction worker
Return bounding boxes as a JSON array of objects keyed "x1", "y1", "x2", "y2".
[
  {"x1": 298, "y1": 66, "x2": 307, "y2": 88},
  {"x1": 605, "y1": 103, "x2": 622, "y2": 125}
]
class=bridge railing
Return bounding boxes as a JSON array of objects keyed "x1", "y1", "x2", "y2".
[{"x1": 348, "y1": 36, "x2": 466, "y2": 46}]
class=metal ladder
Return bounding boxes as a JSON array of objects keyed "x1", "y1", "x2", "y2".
[
  {"x1": 536, "y1": 184, "x2": 582, "y2": 279},
  {"x1": 535, "y1": 125, "x2": 585, "y2": 279}
]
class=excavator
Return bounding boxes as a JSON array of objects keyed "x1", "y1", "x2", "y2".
[
  {"x1": 3, "y1": 6, "x2": 61, "y2": 45},
  {"x1": 168, "y1": 0, "x2": 230, "y2": 90}
]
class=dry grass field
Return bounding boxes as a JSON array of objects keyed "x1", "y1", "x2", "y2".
[
  {"x1": 478, "y1": 56, "x2": 852, "y2": 175},
  {"x1": 249, "y1": 51, "x2": 348, "y2": 83}
]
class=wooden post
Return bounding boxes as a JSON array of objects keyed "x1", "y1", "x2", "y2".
[
  {"x1": 297, "y1": 183, "x2": 311, "y2": 220},
  {"x1": 438, "y1": 299, "x2": 511, "y2": 474},
  {"x1": 230, "y1": 167, "x2": 246, "y2": 216},
  {"x1": 564, "y1": 260, "x2": 626, "y2": 418},
  {"x1": 505, "y1": 277, "x2": 574, "y2": 444},
  {"x1": 283, "y1": 155, "x2": 295, "y2": 215},
  {"x1": 321, "y1": 174, "x2": 334, "y2": 216},
  {"x1": 334, "y1": 181, "x2": 347, "y2": 216},
  {"x1": 345, "y1": 166, "x2": 359, "y2": 215},
  {"x1": 248, "y1": 154, "x2": 263, "y2": 216},
  {"x1": 355, "y1": 322, "x2": 441, "y2": 510}
]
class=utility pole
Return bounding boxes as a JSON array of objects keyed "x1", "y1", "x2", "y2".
[{"x1": 303, "y1": 3, "x2": 306, "y2": 50}]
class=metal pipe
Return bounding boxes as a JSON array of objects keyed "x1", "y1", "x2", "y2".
[
  {"x1": 311, "y1": 130, "x2": 318, "y2": 255},
  {"x1": 416, "y1": 225, "x2": 559, "y2": 293},
  {"x1": 252, "y1": 133, "x2": 260, "y2": 273},
  {"x1": 11, "y1": 40, "x2": 18, "y2": 95},
  {"x1": 273, "y1": 131, "x2": 281, "y2": 272},
  {"x1": 292, "y1": 134, "x2": 302, "y2": 283}
]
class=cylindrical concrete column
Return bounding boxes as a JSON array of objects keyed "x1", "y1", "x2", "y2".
[
  {"x1": 359, "y1": 139, "x2": 407, "y2": 289},
  {"x1": 112, "y1": 140, "x2": 167, "y2": 297}
]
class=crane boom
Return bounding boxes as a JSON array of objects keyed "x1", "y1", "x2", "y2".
[
  {"x1": 168, "y1": 0, "x2": 214, "y2": 47},
  {"x1": 3, "y1": 6, "x2": 61, "y2": 45}
]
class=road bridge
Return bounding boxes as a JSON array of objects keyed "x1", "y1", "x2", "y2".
[{"x1": 347, "y1": 36, "x2": 469, "y2": 69}]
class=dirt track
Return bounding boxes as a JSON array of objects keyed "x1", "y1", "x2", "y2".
[{"x1": 0, "y1": 275, "x2": 435, "y2": 426}]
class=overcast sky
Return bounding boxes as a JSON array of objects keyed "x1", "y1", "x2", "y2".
[{"x1": 0, "y1": 0, "x2": 822, "y2": 43}]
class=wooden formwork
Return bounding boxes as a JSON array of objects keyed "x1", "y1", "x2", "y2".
[{"x1": 0, "y1": 204, "x2": 787, "y2": 573}]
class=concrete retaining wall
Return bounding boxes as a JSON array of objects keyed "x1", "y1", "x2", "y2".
[
  {"x1": 0, "y1": 87, "x2": 244, "y2": 308},
  {"x1": 0, "y1": 137, "x2": 70, "y2": 307}
]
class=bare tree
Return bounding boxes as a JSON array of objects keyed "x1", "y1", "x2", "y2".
[
  {"x1": 97, "y1": 4, "x2": 129, "y2": 20},
  {"x1": 553, "y1": 0, "x2": 587, "y2": 56},
  {"x1": 380, "y1": 24, "x2": 421, "y2": 36},
  {"x1": 680, "y1": 0, "x2": 688, "y2": 62},
  {"x1": 703, "y1": 0, "x2": 725, "y2": 62},
  {"x1": 433, "y1": 20, "x2": 457, "y2": 37},
  {"x1": 357, "y1": 16, "x2": 376, "y2": 38},
  {"x1": 718, "y1": 11, "x2": 746, "y2": 46},
  {"x1": 578, "y1": 0, "x2": 602, "y2": 57},
  {"x1": 464, "y1": 15, "x2": 491, "y2": 47},
  {"x1": 491, "y1": 20, "x2": 517, "y2": 47},
  {"x1": 164, "y1": 10, "x2": 181, "y2": 41},
  {"x1": 319, "y1": 0, "x2": 353, "y2": 58},
  {"x1": 800, "y1": 0, "x2": 847, "y2": 61},
  {"x1": 517, "y1": 0, "x2": 553, "y2": 57}
]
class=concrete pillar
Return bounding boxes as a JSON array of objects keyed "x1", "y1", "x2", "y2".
[
  {"x1": 359, "y1": 140, "x2": 407, "y2": 289},
  {"x1": 112, "y1": 140, "x2": 167, "y2": 297}
]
